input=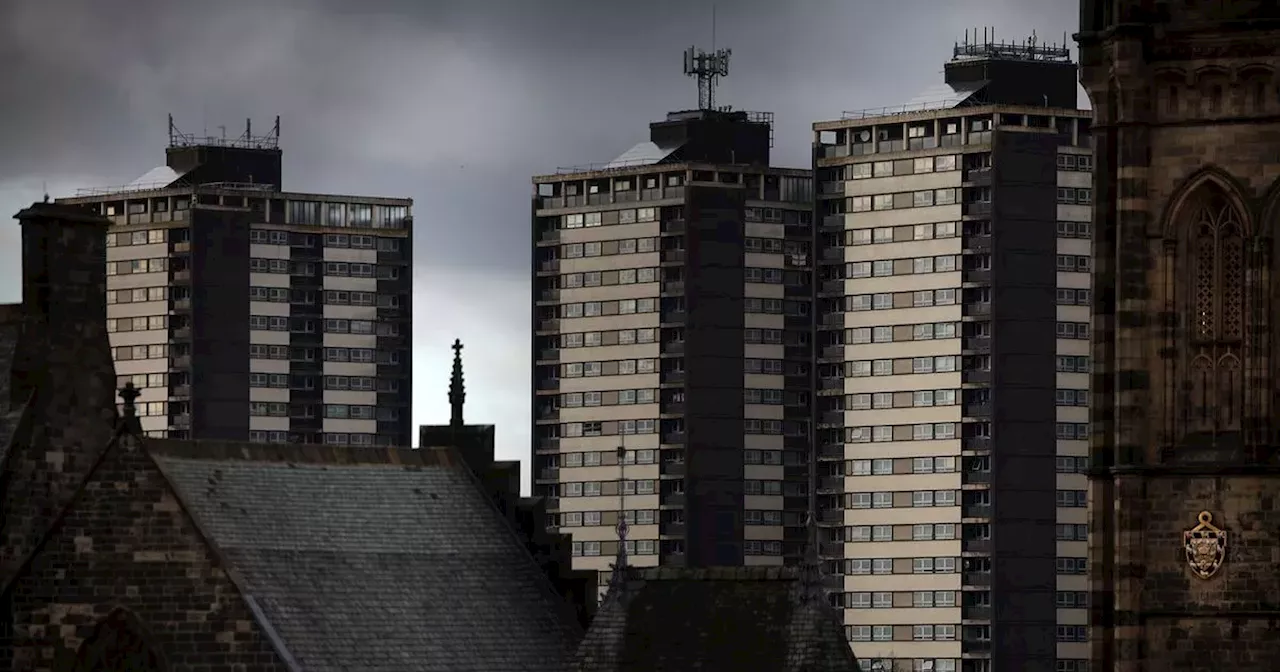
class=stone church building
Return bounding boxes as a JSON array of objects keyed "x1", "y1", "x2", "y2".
[
  {"x1": 1078, "y1": 2, "x2": 1280, "y2": 670},
  {"x1": 0, "y1": 201, "x2": 860, "y2": 671}
]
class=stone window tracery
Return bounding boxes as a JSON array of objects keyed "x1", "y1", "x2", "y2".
[{"x1": 1182, "y1": 188, "x2": 1246, "y2": 434}]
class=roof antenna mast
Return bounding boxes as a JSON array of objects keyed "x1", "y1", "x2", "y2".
[{"x1": 683, "y1": 8, "x2": 731, "y2": 112}]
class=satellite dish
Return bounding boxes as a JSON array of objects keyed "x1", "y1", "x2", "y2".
[{"x1": 856, "y1": 130, "x2": 872, "y2": 143}]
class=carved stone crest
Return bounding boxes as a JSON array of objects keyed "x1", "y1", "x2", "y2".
[{"x1": 1183, "y1": 510, "x2": 1227, "y2": 580}]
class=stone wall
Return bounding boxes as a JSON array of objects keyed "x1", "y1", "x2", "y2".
[
  {"x1": 7, "y1": 434, "x2": 287, "y2": 671},
  {"x1": 1079, "y1": 14, "x2": 1280, "y2": 672}
]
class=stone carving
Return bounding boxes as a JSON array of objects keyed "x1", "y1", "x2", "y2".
[{"x1": 1183, "y1": 510, "x2": 1228, "y2": 579}]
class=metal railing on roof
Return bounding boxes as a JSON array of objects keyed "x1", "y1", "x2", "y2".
[
  {"x1": 200, "y1": 182, "x2": 277, "y2": 191},
  {"x1": 553, "y1": 157, "x2": 666, "y2": 175},
  {"x1": 841, "y1": 97, "x2": 972, "y2": 121},
  {"x1": 73, "y1": 180, "x2": 276, "y2": 197},
  {"x1": 74, "y1": 181, "x2": 183, "y2": 196}
]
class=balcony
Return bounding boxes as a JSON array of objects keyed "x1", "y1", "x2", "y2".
[
  {"x1": 535, "y1": 378, "x2": 560, "y2": 392},
  {"x1": 961, "y1": 640, "x2": 992, "y2": 655},
  {"x1": 172, "y1": 269, "x2": 191, "y2": 283},
  {"x1": 821, "y1": 214, "x2": 845, "y2": 230},
  {"x1": 661, "y1": 341, "x2": 685, "y2": 356},
  {"x1": 818, "y1": 509, "x2": 844, "y2": 525},
  {"x1": 168, "y1": 355, "x2": 191, "y2": 370},
  {"x1": 818, "y1": 444, "x2": 845, "y2": 460},
  {"x1": 660, "y1": 310, "x2": 687, "y2": 325},
  {"x1": 964, "y1": 236, "x2": 992, "y2": 253},
  {"x1": 661, "y1": 249, "x2": 686, "y2": 265},
  {"x1": 818, "y1": 543, "x2": 844, "y2": 559},
  {"x1": 962, "y1": 402, "x2": 992, "y2": 419},
  {"x1": 537, "y1": 349, "x2": 560, "y2": 363},
  {"x1": 537, "y1": 259, "x2": 560, "y2": 273},
  {"x1": 535, "y1": 438, "x2": 560, "y2": 452},
  {"x1": 819, "y1": 280, "x2": 844, "y2": 296},
  {"x1": 170, "y1": 413, "x2": 191, "y2": 429},
  {"x1": 662, "y1": 219, "x2": 686, "y2": 234},
  {"x1": 819, "y1": 377, "x2": 843, "y2": 392},
  {"x1": 820, "y1": 411, "x2": 844, "y2": 426},
  {"x1": 537, "y1": 230, "x2": 560, "y2": 244},
  {"x1": 963, "y1": 606, "x2": 993, "y2": 623},
  {"x1": 820, "y1": 344, "x2": 844, "y2": 361},
  {"x1": 537, "y1": 467, "x2": 560, "y2": 481},
  {"x1": 660, "y1": 370, "x2": 685, "y2": 386},
  {"x1": 962, "y1": 572, "x2": 992, "y2": 587},
  {"x1": 963, "y1": 470, "x2": 991, "y2": 485},
  {"x1": 661, "y1": 493, "x2": 686, "y2": 508},
  {"x1": 661, "y1": 280, "x2": 685, "y2": 295},
  {"x1": 962, "y1": 370, "x2": 992, "y2": 386},
  {"x1": 962, "y1": 269, "x2": 991, "y2": 286},
  {"x1": 962, "y1": 539, "x2": 991, "y2": 554},
  {"x1": 661, "y1": 431, "x2": 686, "y2": 445},
  {"x1": 963, "y1": 202, "x2": 992, "y2": 218},
  {"x1": 963, "y1": 504, "x2": 992, "y2": 519},
  {"x1": 537, "y1": 288, "x2": 560, "y2": 303},
  {"x1": 536, "y1": 406, "x2": 557, "y2": 421},
  {"x1": 963, "y1": 436, "x2": 992, "y2": 452},
  {"x1": 167, "y1": 385, "x2": 190, "y2": 400},
  {"x1": 963, "y1": 168, "x2": 993, "y2": 186},
  {"x1": 660, "y1": 461, "x2": 686, "y2": 477},
  {"x1": 962, "y1": 303, "x2": 991, "y2": 317},
  {"x1": 962, "y1": 337, "x2": 991, "y2": 356},
  {"x1": 660, "y1": 521, "x2": 685, "y2": 537},
  {"x1": 819, "y1": 181, "x2": 845, "y2": 196},
  {"x1": 817, "y1": 144, "x2": 851, "y2": 159},
  {"x1": 661, "y1": 401, "x2": 685, "y2": 416},
  {"x1": 816, "y1": 476, "x2": 843, "y2": 493},
  {"x1": 172, "y1": 298, "x2": 191, "y2": 313},
  {"x1": 171, "y1": 327, "x2": 191, "y2": 341},
  {"x1": 536, "y1": 318, "x2": 560, "y2": 332},
  {"x1": 172, "y1": 241, "x2": 191, "y2": 254},
  {"x1": 820, "y1": 247, "x2": 844, "y2": 262}
]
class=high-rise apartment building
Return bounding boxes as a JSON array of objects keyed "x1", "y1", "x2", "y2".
[
  {"x1": 57, "y1": 118, "x2": 414, "y2": 447},
  {"x1": 531, "y1": 88, "x2": 816, "y2": 599},
  {"x1": 811, "y1": 38, "x2": 1093, "y2": 672}
]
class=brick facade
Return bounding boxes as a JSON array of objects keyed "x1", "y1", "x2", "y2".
[{"x1": 1079, "y1": 5, "x2": 1280, "y2": 670}]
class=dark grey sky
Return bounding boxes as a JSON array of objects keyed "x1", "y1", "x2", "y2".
[{"x1": 0, "y1": 0, "x2": 1080, "y2": 482}]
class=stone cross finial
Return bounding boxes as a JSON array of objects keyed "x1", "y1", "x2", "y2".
[
  {"x1": 119, "y1": 382, "x2": 141, "y2": 417},
  {"x1": 448, "y1": 339, "x2": 465, "y2": 427}
]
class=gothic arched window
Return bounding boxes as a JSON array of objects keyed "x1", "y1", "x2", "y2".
[
  {"x1": 1189, "y1": 193, "x2": 1244, "y2": 344},
  {"x1": 1181, "y1": 185, "x2": 1247, "y2": 434},
  {"x1": 71, "y1": 608, "x2": 167, "y2": 672}
]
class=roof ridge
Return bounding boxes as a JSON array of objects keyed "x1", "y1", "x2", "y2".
[
  {"x1": 145, "y1": 437, "x2": 459, "y2": 468},
  {"x1": 440, "y1": 443, "x2": 586, "y2": 644}
]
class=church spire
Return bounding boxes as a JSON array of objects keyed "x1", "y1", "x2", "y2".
[
  {"x1": 799, "y1": 510, "x2": 826, "y2": 603},
  {"x1": 449, "y1": 339, "x2": 465, "y2": 427}
]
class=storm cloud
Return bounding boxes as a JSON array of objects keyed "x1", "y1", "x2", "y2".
[{"x1": 0, "y1": 0, "x2": 1078, "y2": 490}]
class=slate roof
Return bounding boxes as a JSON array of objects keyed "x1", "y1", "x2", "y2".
[
  {"x1": 572, "y1": 566, "x2": 860, "y2": 672},
  {"x1": 146, "y1": 439, "x2": 583, "y2": 672}
]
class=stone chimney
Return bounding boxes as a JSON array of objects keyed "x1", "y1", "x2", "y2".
[
  {"x1": 9, "y1": 202, "x2": 117, "y2": 413},
  {"x1": 2, "y1": 202, "x2": 121, "y2": 577}
]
